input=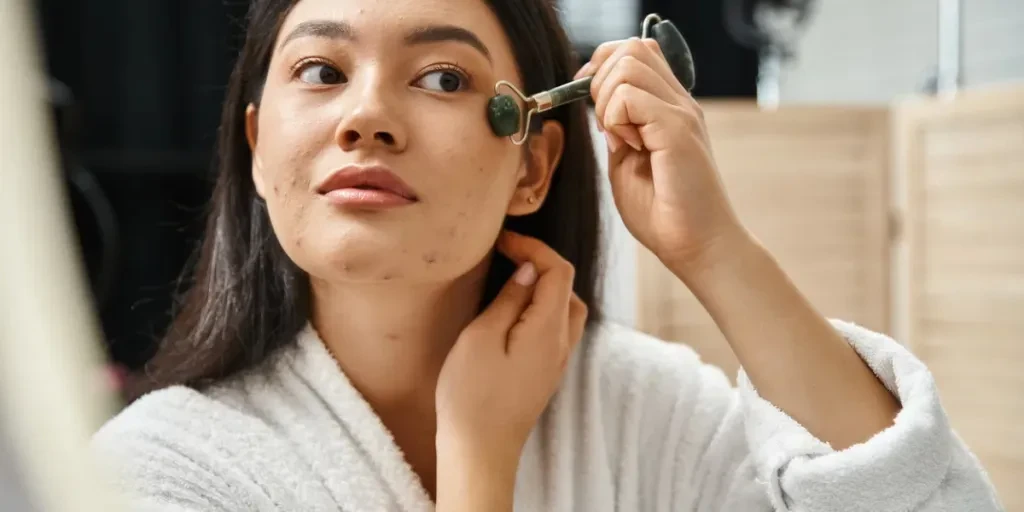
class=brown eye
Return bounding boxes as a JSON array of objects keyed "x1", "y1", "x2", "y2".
[
  {"x1": 298, "y1": 62, "x2": 345, "y2": 85},
  {"x1": 417, "y1": 69, "x2": 467, "y2": 93}
]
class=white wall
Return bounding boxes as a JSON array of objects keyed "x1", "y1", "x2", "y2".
[
  {"x1": 559, "y1": 0, "x2": 638, "y2": 47},
  {"x1": 772, "y1": 0, "x2": 1024, "y2": 342},
  {"x1": 779, "y1": 0, "x2": 1024, "y2": 104}
]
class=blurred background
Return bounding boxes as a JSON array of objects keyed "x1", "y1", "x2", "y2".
[{"x1": 3, "y1": 0, "x2": 1023, "y2": 510}]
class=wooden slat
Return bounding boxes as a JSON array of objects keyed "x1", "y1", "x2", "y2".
[
  {"x1": 897, "y1": 83, "x2": 1024, "y2": 510},
  {"x1": 636, "y1": 101, "x2": 891, "y2": 381}
]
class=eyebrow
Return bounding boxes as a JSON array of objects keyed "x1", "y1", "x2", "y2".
[
  {"x1": 404, "y1": 24, "x2": 492, "y2": 63},
  {"x1": 280, "y1": 20, "x2": 355, "y2": 49},
  {"x1": 279, "y1": 20, "x2": 492, "y2": 63}
]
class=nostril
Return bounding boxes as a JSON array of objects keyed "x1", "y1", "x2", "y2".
[
  {"x1": 375, "y1": 132, "x2": 395, "y2": 145},
  {"x1": 342, "y1": 130, "x2": 361, "y2": 145}
]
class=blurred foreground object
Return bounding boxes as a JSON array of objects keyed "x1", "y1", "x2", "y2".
[{"x1": 0, "y1": 0, "x2": 123, "y2": 511}]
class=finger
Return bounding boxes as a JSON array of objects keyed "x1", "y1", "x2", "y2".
[
  {"x1": 594, "y1": 56, "x2": 679, "y2": 122},
  {"x1": 567, "y1": 294, "x2": 588, "y2": 352},
  {"x1": 497, "y1": 231, "x2": 572, "y2": 278},
  {"x1": 471, "y1": 261, "x2": 537, "y2": 340},
  {"x1": 579, "y1": 38, "x2": 636, "y2": 78},
  {"x1": 604, "y1": 83, "x2": 693, "y2": 154},
  {"x1": 573, "y1": 60, "x2": 594, "y2": 81},
  {"x1": 605, "y1": 131, "x2": 626, "y2": 153},
  {"x1": 584, "y1": 38, "x2": 686, "y2": 97},
  {"x1": 594, "y1": 58, "x2": 678, "y2": 152},
  {"x1": 544, "y1": 294, "x2": 588, "y2": 371},
  {"x1": 607, "y1": 125, "x2": 642, "y2": 154},
  {"x1": 496, "y1": 230, "x2": 574, "y2": 314}
]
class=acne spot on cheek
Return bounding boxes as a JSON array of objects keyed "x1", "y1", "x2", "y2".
[
  {"x1": 292, "y1": 203, "x2": 307, "y2": 224},
  {"x1": 423, "y1": 252, "x2": 438, "y2": 264},
  {"x1": 385, "y1": 333, "x2": 399, "y2": 341},
  {"x1": 273, "y1": 184, "x2": 280, "y2": 194}
]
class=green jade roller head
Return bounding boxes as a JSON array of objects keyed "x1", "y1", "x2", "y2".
[{"x1": 487, "y1": 13, "x2": 696, "y2": 145}]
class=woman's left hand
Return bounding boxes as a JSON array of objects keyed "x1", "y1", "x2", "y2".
[
  {"x1": 576, "y1": 38, "x2": 747, "y2": 276},
  {"x1": 578, "y1": 40, "x2": 906, "y2": 451}
]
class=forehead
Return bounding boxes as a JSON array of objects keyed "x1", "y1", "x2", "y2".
[{"x1": 278, "y1": 0, "x2": 516, "y2": 63}]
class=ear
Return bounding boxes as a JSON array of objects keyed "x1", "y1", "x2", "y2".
[
  {"x1": 506, "y1": 120, "x2": 565, "y2": 216},
  {"x1": 245, "y1": 103, "x2": 267, "y2": 199}
]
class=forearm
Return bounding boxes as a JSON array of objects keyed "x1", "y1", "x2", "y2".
[
  {"x1": 435, "y1": 436, "x2": 517, "y2": 512},
  {"x1": 668, "y1": 229, "x2": 900, "y2": 450}
]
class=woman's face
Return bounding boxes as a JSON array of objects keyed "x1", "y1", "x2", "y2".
[{"x1": 247, "y1": 0, "x2": 563, "y2": 285}]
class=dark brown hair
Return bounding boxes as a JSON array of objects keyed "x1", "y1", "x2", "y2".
[{"x1": 129, "y1": 0, "x2": 603, "y2": 399}]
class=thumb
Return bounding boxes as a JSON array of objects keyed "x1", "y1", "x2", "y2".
[{"x1": 473, "y1": 262, "x2": 538, "y2": 336}]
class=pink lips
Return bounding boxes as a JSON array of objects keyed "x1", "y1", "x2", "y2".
[{"x1": 316, "y1": 165, "x2": 418, "y2": 209}]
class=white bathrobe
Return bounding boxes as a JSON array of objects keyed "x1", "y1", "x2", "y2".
[{"x1": 91, "y1": 319, "x2": 1004, "y2": 511}]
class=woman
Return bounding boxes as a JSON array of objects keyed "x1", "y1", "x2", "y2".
[{"x1": 92, "y1": 0, "x2": 1004, "y2": 510}]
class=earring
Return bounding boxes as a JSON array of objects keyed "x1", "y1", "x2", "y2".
[{"x1": 526, "y1": 196, "x2": 537, "y2": 204}]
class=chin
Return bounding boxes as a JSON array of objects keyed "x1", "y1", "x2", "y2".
[
  {"x1": 292, "y1": 229, "x2": 409, "y2": 281},
  {"x1": 279, "y1": 208, "x2": 496, "y2": 285},
  {"x1": 287, "y1": 234, "x2": 475, "y2": 286}
]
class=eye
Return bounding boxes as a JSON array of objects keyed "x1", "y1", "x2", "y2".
[
  {"x1": 416, "y1": 67, "x2": 469, "y2": 93},
  {"x1": 296, "y1": 60, "x2": 346, "y2": 85}
]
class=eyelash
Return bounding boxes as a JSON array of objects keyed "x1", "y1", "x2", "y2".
[
  {"x1": 289, "y1": 57, "x2": 473, "y2": 91},
  {"x1": 290, "y1": 56, "x2": 338, "y2": 81},
  {"x1": 417, "y1": 62, "x2": 473, "y2": 91}
]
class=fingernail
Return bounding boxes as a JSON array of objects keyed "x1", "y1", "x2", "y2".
[
  {"x1": 574, "y1": 62, "x2": 591, "y2": 79},
  {"x1": 514, "y1": 262, "x2": 537, "y2": 286},
  {"x1": 606, "y1": 134, "x2": 621, "y2": 153},
  {"x1": 626, "y1": 138, "x2": 643, "y2": 152}
]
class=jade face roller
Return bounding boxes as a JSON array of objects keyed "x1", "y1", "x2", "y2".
[{"x1": 487, "y1": 13, "x2": 697, "y2": 145}]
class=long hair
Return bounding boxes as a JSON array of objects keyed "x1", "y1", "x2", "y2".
[{"x1": 128, "y1": 0, "x2": 603, "y2": 400}]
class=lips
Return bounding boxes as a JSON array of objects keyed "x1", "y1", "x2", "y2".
[{"x1": 316, "y1": 165, "x2": 419, "y2": 203}]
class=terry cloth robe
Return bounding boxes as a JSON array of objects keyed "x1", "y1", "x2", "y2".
[{"x1": 91, "y1": 319, "x2": 1005, "y2": 511}]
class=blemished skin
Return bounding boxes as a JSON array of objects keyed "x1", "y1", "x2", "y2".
[{"x1": 243, "y1": 0, "x2": 901, "y2": 509}]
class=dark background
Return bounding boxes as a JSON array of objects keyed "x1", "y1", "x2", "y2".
[{"x1": 34, "y1": 0, "x2": 758, "y2": 372}]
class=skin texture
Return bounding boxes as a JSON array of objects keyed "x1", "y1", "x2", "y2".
[
  {"x1": 246, "y1": 0, "x2": 900, "y2": 509},
  {"x1": 245, "y1": 0, "x2": 566, "y2": 503},
  {"x1": 579, "y1": 37, "x2": 899, "y2": 454}
]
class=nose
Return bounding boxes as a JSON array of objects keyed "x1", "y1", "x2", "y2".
[{"x1": 335, "y1": 79, "x2": 407, "y2": 153}]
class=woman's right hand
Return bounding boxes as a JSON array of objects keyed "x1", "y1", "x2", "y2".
[{"x1": 435, "y1": 230, "x2": 588, "y2": 510}]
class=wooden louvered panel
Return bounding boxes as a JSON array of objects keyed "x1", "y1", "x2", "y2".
[
  {"x1": 898, "y1": 84, "x2": 1024, "y2": 510},
  {"x1": 636, "y1": 102, "x2": 891, "y2": 381}
]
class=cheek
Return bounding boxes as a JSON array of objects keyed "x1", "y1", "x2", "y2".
[
  {"x1": 416, "y1": 134, "x2": 520, "y2": 273},
  {"x1": 252, "y1": 104, "x2": 333, "y2": 262},
  {"x1": 257, "y1": 140, "x2": 316, "y2": 235},
  {"x1": 255, "y1": 135, "x2": 304, "y2": 194}
]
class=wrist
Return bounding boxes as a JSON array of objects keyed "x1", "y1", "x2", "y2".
[
  {"x1": 436, "y1": 425, "x2": 523, "y2": 470},
  {"x1": 435, "y1": 432, "x2": 519, "y2": 512},
  {"x1": 662, "y1": 224, "x2": 761, "y2": 285}
]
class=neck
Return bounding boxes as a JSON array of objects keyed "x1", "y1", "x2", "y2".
[{"x1": 309, "y1": 258, "x2": 491, "y2": 409}]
